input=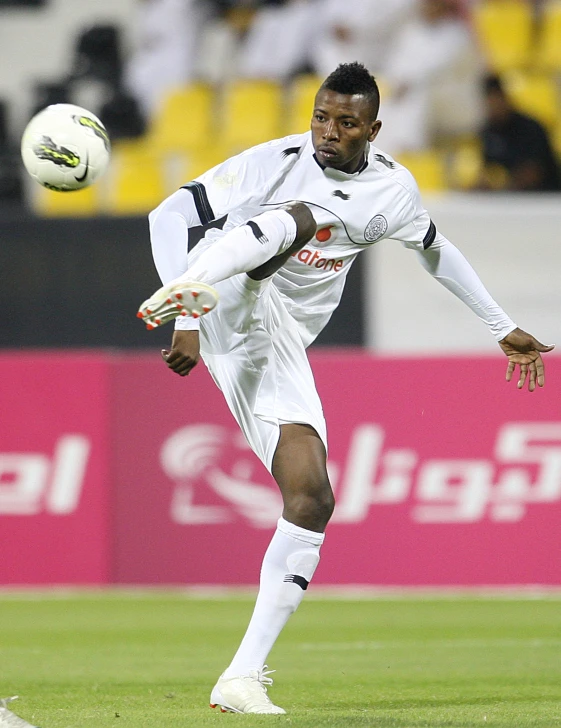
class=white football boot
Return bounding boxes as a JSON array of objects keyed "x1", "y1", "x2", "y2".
[
  {"x1": 0, "y1": 697, "x2": 39, "y2": 728},
  {"x1": 137, "y1": 279, "x2": 219, "y2": 330},
  {"x1": 210, "y1": 667, "x2": 286, "y2": 714}
]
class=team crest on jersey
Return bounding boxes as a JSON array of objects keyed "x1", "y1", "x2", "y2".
[{"x1": 364, "y1": 214, "x2": 388, "y2": 242}]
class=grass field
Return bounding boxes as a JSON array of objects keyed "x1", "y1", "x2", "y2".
[{"x1": 1, "y1": 590, "x2": 560, "y2": 728}]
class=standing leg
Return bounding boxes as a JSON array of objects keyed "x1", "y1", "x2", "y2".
[{"x1": 211, "y1": 424, "x2": 334, "y2": 714}]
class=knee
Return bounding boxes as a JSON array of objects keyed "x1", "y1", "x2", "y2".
[
  {"x1": 284, "y1": 203, "x2": 317, "y2": 247},
  {"x1": 284, "y1": 478, "x2": 335, "y2": 532}
]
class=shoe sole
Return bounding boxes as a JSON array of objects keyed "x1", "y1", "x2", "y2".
[
  {"x1": 137, "y1": 280, "x2": 218, "y2": 330},
  {"x1": 209, "y1": 686, "x2": 240, "y2": 714},
  {"x1": 209, "y1": 686, "x2": 286, "y2": 715}
]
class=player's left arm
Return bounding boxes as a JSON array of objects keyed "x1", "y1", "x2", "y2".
[{"x1": 416, "y1": 233, "x2": 554, "y2": 391}]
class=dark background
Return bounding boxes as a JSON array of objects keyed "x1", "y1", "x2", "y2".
[{"x1": 0, "y1": 211, "x2": 365, "y2": 349}]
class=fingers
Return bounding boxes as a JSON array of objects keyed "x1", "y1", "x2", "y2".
[
  {"x1": 535, "y1": 355, "x2": 546, "y2": 388},
  {"x1": 506, "y1": 360, "x2": 515, "y2": 382},
  {"x1": 517, "y1": 362, "x2": 528, "y2": 390},
  {"x1": 162, "y1": 347, "x2": 198, "y2": 377},
  {"x1": 507, "y1": 354, "x2": 546, "y2": 391},
  {"x1": 536, "y1": 342, "x2": 555, "y2": 353}
]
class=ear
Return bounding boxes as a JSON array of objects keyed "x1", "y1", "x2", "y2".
[{"x1": 368, "y1": 120, "x2": 382, "y2": 143}]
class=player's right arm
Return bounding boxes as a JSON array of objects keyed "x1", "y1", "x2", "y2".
[
  {"x1": 149, "y1": 133, "x2": 306, "y2": 288},
  {"x1": 149, "y1": 133, "x2": 307, "y2": 374}
]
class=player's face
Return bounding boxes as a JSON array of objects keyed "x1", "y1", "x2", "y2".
[{"x1": 311, "y1": 89, "x2": 382, "y2": 174}]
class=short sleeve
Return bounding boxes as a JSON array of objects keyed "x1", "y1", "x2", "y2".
[
  {"x1": 383, "y1": 166, "x2": 435, "y2": 250},
  {"x1": 183, "y1": 134, "x2": 307, "y2": 224}
]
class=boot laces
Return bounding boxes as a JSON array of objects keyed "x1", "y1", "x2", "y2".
[{"x1": 254, "y1": 666, "x2": 275, "y2": 688}]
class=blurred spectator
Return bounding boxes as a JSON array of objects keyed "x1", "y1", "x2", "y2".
[
  {"x1": 476, "y1": 74, "x2": 560, "y2": 192},
  {"x1": 30, "y1": 81, "x2": 69, "y2": 119},
  {"x1": 237, "y1": 0, "x2": 317, "y2": 80},
  {"x1": 62, "y1": 24, "x2": 125, "y2": 123},
  {"x1": 72, "y1": 24, "x2": 123, "y2": 87},
  {"x1": 99, "y1": 88, "x2": 147, "y2": 141},
  {"x1": 312, "y1": 0, "x2": 417, "y2": 78},
  {"x1": 124, "y1": 0, "x2": 209, "y2": 119},
  {"x1": 375, "y1": 0, "x2": 482, "y2": 156}
]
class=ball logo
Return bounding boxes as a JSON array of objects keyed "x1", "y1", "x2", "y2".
[
  {"x1": 73, "y1": 115, "x2": 110, "y2": 151},
  {"x1": 364, "y1": 214, "x2": 388, "y2": 242},
  {"x1": 33, "y1": 136, "x2": 80, "y2": 168}
]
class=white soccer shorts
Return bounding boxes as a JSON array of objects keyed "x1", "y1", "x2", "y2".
[{"x1": 199, "y1": 272, "x2": 328, "y2": 471}]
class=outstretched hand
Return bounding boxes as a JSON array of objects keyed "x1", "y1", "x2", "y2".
[{"x1": 499, "y1": 328, "x2": 555, "y2": 391}]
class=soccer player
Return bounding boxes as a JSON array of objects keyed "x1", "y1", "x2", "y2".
[{"x1": 138, "y1": 63, "x2": 553, "y2": 714}]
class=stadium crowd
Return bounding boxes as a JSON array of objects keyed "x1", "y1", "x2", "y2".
[{"x1": 1, "y1": 0, "x2": 560, "y2": 210}]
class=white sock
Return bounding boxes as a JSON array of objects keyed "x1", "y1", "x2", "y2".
[
  {"x1": 222, "y1": 517, "x2": 324, "y2": 679},
  {"x1": 182, "y1": 208, "x2": 297, "y2": 287}
]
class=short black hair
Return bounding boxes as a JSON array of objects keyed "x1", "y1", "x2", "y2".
[{"x1": 320, "y1": 62, "x2": 380, "y2": 119}]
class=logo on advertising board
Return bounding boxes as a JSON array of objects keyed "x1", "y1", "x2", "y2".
[
  {"x1": 161, "y1": 422, "x2": 561, "y2": 526},
  {"x1": 0, "y1": 435, "x2": 90, "y2": 516}
]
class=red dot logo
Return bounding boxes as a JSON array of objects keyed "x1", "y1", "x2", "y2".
[{"x1": 315, "y1": 226, "x2": 333, "y2": 243}]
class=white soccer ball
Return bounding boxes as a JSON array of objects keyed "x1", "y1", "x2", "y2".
[{"x1": 21, "y1": 103, "x2": 111, "y2": 191}]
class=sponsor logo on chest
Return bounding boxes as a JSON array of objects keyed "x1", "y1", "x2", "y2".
[{"x1": 291, "y1": 246, "x2": 345, "y2": 272}]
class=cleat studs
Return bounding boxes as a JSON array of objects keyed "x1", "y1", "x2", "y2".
[
  {"x1": 220, "y1": 707, "x2": 228, "y2": 713},
  {"x1": 176, "y1": 303, "x2": 183, "y2": 310},
  {"x1": 180, "y1": 310, "x2": 188, "y2": 316},
  {"x1": 191, "y1": 312, "x2": 199, "y2": 319},
  {"x1": 155, "y1": 318, "x2": 162, "y2": 325},
  {"x1": 175, "y1": 292, "x2": 183, "y2": 300},
  {"x1": 191, "y1": 291, "x2": 199, "y2": 298},
  {"x1": 146, "y1": 324, "x2": 154, "y2": 331},
  {"x1": 166, "y1": 297, "x2": 173, "y2": 304},
  {"x1": 136, "y1": 311, "x2": 144, "y2": 319},
  {"x1": 210, "y1": 704, "x2": 216, "y2": 709},
  {"x1": 146, "y1": 308, "x2": 152, "y2": 315},
  {"x1": 202, "y1": 306, "x2": 210, "y2": 313}
]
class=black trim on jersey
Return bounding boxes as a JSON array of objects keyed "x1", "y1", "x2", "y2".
[
  {"x1": 423, "y1": 220, "x2": 437, "y2": 249},
  {"x1": 187, "y1": 215, "x2": 227, "y2": 252},
  {"x1": 180, "y1": 181, "x2": 215, "y2": 225},
  {"x1": 312, "y1": 153, "x2": 369, "y2": 175},
  {"x1": 282, "y1": 146, "x2": 302, "y2": 157},
  {"x1": 247, "y1": 220, "x2": 269, "y2": 245}
]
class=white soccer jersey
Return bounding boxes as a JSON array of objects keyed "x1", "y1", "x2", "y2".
[{"x1": 183, "y1": 131, "x2": 433, "y2": 346}]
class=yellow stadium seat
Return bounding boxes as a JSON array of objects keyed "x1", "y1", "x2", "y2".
[
  {"x1": 147, "y1": 84, "x2": 215, "y2": 155},
  {"x1": 221, "y1": 80, "x2": 282, "y2": 154},
  {"x1": 396, "y1": 150, "x2": 447, "y2": 193},
  {"x1": 33, "y1": 183, "x2": 100, "y2": 217},
  {"x1": 176, "y1": 145, "x2": 229, "y2": 186},
  {"x1": 503, "y1": 71, "x2": 559, "y2": 131},
  {"x1": 104, "y1": 146, "x2": 167, "y2": 215},
  {"x1": 473, "y1": 0, "x2": 534, "y2": 72},
  {"x1": 536, "y1": 0, "x2": 561, "y2": 71},
  {"x1": 448, "y1": 137, "x2": 483, "y2": 190},
  {"x1": 286, "y1": 75, "x2": 322, "y2": 135}
]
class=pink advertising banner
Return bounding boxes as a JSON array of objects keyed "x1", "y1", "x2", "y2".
[
  {"x1": 1, "y1": 351, "x2": 560, "y2": 586},
  {"x1": 110, "y1": 352, "x2": 561, "y2": 586},
  {"x1": 0, "y1": 352, "x2": 111, "y2": 584}
]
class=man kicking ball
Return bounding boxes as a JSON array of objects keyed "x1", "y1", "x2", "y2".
[{"x1": 138, "y1": 63, "x2": 553, "y2": 714}]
